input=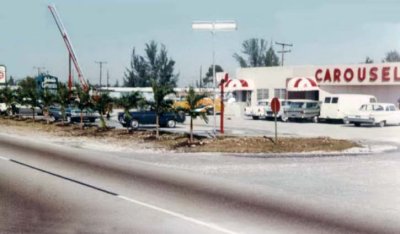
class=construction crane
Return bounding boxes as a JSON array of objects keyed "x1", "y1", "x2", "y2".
[{"x1": 48, "y1": 4, "x2": 89, "y2": 92}]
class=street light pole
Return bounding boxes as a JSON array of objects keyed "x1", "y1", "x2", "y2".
[{"x1": 192, "y1": 20, "x2": 237, "y2": 136}]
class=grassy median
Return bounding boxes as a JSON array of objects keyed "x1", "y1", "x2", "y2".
[{"x1": 0, "y1": 117, "x2": 360, "y2": 154}]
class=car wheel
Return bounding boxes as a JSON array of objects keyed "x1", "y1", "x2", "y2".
[
  {"x1": 130, "y1": 119, "x2": 139, "y2": 130},
  {"x1": 378, "y1": 121, "x2": 385, "y2": 128},
  {"x1": 252, "y1": 116, "x2": 259, "y2": 120},
  {"x1": 354, "y1": 123, "x2": 361, "y2": 127},
  {"x1": 167, "y1": 120, "x2": 176, "y2": 128},
  {"x1": 207, "y1": 108, "x2": 214, "y2": 115},
  {"x1": 89, "y1": 118, "x2": 96, "y2": 123}
]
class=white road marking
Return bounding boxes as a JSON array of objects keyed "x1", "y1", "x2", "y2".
[
  {"x1": 0, "y1": 155, "x2": 239, "y2": 234},
  {"x1": 118, "y1": 195, "x2": 239, "y2": 234},
  {"x1": 0, "y1": 155, "x2": 10, "y2": 161}
]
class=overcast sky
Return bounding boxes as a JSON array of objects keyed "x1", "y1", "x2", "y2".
[{"x1": 1, "y1": 0, "x2": 400, "y2": 86}]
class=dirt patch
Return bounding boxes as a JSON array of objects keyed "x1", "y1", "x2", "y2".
[{"x1": 0, "y1": 118, "x2": 360, "y2": 153}]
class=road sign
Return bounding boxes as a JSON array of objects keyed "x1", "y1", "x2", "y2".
[{"x1": 271, "y1": 97, "x2": 281, "y2": 114}]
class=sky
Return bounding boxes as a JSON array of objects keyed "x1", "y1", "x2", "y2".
[{"x1": 1, "y1": 0, "x2": 400, "y2": 87}]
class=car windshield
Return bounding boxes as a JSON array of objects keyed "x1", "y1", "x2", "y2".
[{"x1": 290, "y1": 102, "x2": 305, "y2": 108}]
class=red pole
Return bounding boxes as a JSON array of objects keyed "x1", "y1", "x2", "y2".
[
  {"x1": 220, "y1": 80, "x2": 224, "y2": 134},
  {"x1": 68, "y1": 54, "x2": 72, "y2": 94}
]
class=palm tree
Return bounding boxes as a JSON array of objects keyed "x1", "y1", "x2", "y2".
[
  {"x1": 0, "y1": 87, "x2": 15, "y2": 116},
  {"x1": 117, "y1": 91, "x2": 142, "y2": 132},
  {"x1": 150, "y1": 81, "x2": 175, "y2": 139},
  {"x1": 75, "y1": 84, "x2": 92, "y2": 129},
  {"x1": 184, "y1": 87, "x2": 208, "y2": 143},
  {"x1": 40, "y1": 88, "x2": 55, "y2": 124},
  {"x1": 56, "y1": 83, "x2": 70, "y2": 125},
  {"x1": 93, "y1": 92, "x2": 113, "y2": 129}
]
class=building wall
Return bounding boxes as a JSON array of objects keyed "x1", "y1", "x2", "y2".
[
  {"x1": 236, "y1": 63, "x2": 400, "y2": 105},
  {"x1": 236, "y1": 66, "x2": 293, "y2": 106}
]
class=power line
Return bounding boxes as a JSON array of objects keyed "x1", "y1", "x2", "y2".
[{"x1": 275, "y1": 42, "x2": 293, "y2": 66}]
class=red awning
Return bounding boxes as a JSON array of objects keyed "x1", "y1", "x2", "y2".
[
  {"x1": 287, "y1": 77, "x2": 319, "y2": 91},
  {"x1": 222, "y1": 79, "x2": 254, "y2": 91}
]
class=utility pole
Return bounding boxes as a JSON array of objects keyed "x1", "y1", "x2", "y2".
[
  {"x1": 106, "y1": 69, "x2": 110, "y2": 88},
  {"x1": 95, "y1": 61, "x2": 107, "y2": 88},
  {"x1": 275, "y1": 42, "x2": 293, "y2": 66}
]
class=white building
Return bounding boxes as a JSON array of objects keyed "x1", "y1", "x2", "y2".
[{"x1": 231, "y1": 62, "x2": 400, "y2": 107}]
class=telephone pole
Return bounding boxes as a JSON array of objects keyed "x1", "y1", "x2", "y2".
[
  {"x1": 275, "y1": 42, "x2": 293, "y2": 66},
  {"x1": 95, "y1": 61, "x2": 107, "y2": 87}
]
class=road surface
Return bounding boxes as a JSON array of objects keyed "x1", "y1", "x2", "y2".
[{"x1": 1, "y1": 136, "x2": 398, "y2": 233}]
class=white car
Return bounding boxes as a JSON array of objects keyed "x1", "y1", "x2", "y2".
[
  {"x1": 265, "y1": 99, "x2": 292, "y2": 121},
  {"x1": 244, "y1": 99, "x2": 269, "y2": 120},
  {"x1": 344, "y1": 103, "x2": 400, "y2": 127}
]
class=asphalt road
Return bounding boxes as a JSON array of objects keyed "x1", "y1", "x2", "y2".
[{"x1": 2, "y1": 136, "x2": 399, "y2": 234}]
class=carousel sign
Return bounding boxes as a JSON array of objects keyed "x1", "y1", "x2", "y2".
[{"x1": 315, "y1": 64, "x2": 400, "y2": 85}]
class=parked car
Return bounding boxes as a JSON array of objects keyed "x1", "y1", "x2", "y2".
[
  {"x1": 344, "y1": 103, "x2": 400, "y2": 127},
  {"x1": 244, "y1": 99, "x2": 269, "y2": 120},
  {"x1": 284, "y1": 99, "x2": 320, "y2": 122},
  {"x1": 65, "y1": 107, "x2": 100, "y2": 123},
  {"x1": 319, "y1": 94, "x2": 377, "y2": 122},
  {"x1": 265, "y1": 99, "x2": 292, "y2": 121},
  {"x1": 118, "y1": 110, "x2": 186, "y2": 129},
  {"x1": 15, "y1": 104, "x2": 43, "y2": 116}
]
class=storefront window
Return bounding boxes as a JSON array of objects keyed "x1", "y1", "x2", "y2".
[
  {"x1": 257, "y1": 89, "x2": 269, "y2": 100},
  {"x1": 274, "y1": 89, "x2": 286, "y2": 99}
]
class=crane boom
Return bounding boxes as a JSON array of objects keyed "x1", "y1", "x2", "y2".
[{"x1": 48, "y1": 4, "x2": 89, "y2": 91}]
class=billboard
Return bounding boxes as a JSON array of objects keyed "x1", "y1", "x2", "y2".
[{"x1": 0, "y1": 65, "x2": 5, "y2": 84}]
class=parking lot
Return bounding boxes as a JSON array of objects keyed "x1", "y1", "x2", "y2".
[{"x1": 99, "y1": 109, "x2": 400, "y2": 146}]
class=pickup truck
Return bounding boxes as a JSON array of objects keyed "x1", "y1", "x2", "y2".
[
  {"x1": 244, "y1": 99, "x2": 269, "y2": 120},
  {"x1": 118, "y1": 111, "x2": 186, "y2": 129}
]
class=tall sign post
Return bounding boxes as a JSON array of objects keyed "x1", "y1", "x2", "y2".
[
  {"x1": 0, "y1": 65, "x2": 6, "y2": 86},
  {"x1": 271, "y1": 97, "x2": 281, "y2": 143},
  {"x1": 192, "y1": 20, "x2": 237, "y2": 136}
]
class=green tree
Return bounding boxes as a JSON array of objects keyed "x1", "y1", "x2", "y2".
[
  {"x1": 74, "y1": 84, "x2": 92, "y2": 129},
  {"x1": 7, "y1": 76, "x2": 15, "y2": 86},
  {"x1": 184, "y1": 87, "x2": 208, "y2": 143},
  {"x1": 150, "y1": 81, "x2": 175, "y2": 139},
  {"x1": 124, "y1": 41, "x2": 178, "y2": 87},
  {"x1": 93, "y1": 92, "x2": 113, "y2": 129},
  {"x1": 233, "y1": 38, "x2": 280, "y2": 67},
  {"x1": 56, "y1": 83, "x2": 70, "y2": 125},
  {"x1": 203, "y1": 65, "x2": 224, "y2": 88},
  {"x1": 383, "y1": 50, "x2": 400, "y2": 63},
  {"x1": 40, "y1": 88, "x2": 55, "y2": 124},
  {"x1": 265, "y1": 47, "x2": 280, "y2": 66},
  {"x1": 19, "y1": 77, "x2": 39, "y2": 121},
  {"x1": 0, "y1": 87, "x2": 15, "y2": 115},
  {"x1": 364, "y1": 56, "x2": 374, "y2": 64},
  {"x1": 117, "y1": 91, "x2": 142, "y2": 132}
]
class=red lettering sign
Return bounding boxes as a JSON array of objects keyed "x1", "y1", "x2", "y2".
[
  {"x1": 369, "y1": 67, "x2": 378, "y2": 81},
  {"x1": 395, "y1": 67, "x2": 400, "y2": 81},
  {"x1": 333, "y1": 69, "x2": 341, "y2": 82},
  {"x1": 324, "y1": 69, "x2": 332, "y2": 82},
  {"x1": 315, "y1": 69, "x2": 323, "y2": 82},
  {"x1": 382, "y1": 66, "x2": 390, "y2": 82},
  {"x1": 357, "y1": 68, "x2": 366, "y2": 81},
  {"x1": 344, "y1": 68, "x2": 354, "y2": 82}
]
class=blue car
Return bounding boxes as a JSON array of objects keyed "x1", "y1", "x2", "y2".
[
  {"x1": 118, "y1": 111, "x2": 185, "y2": 129},
  {"x1": 49, "y1": 106, "x2": 99, "y2": 123}
]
